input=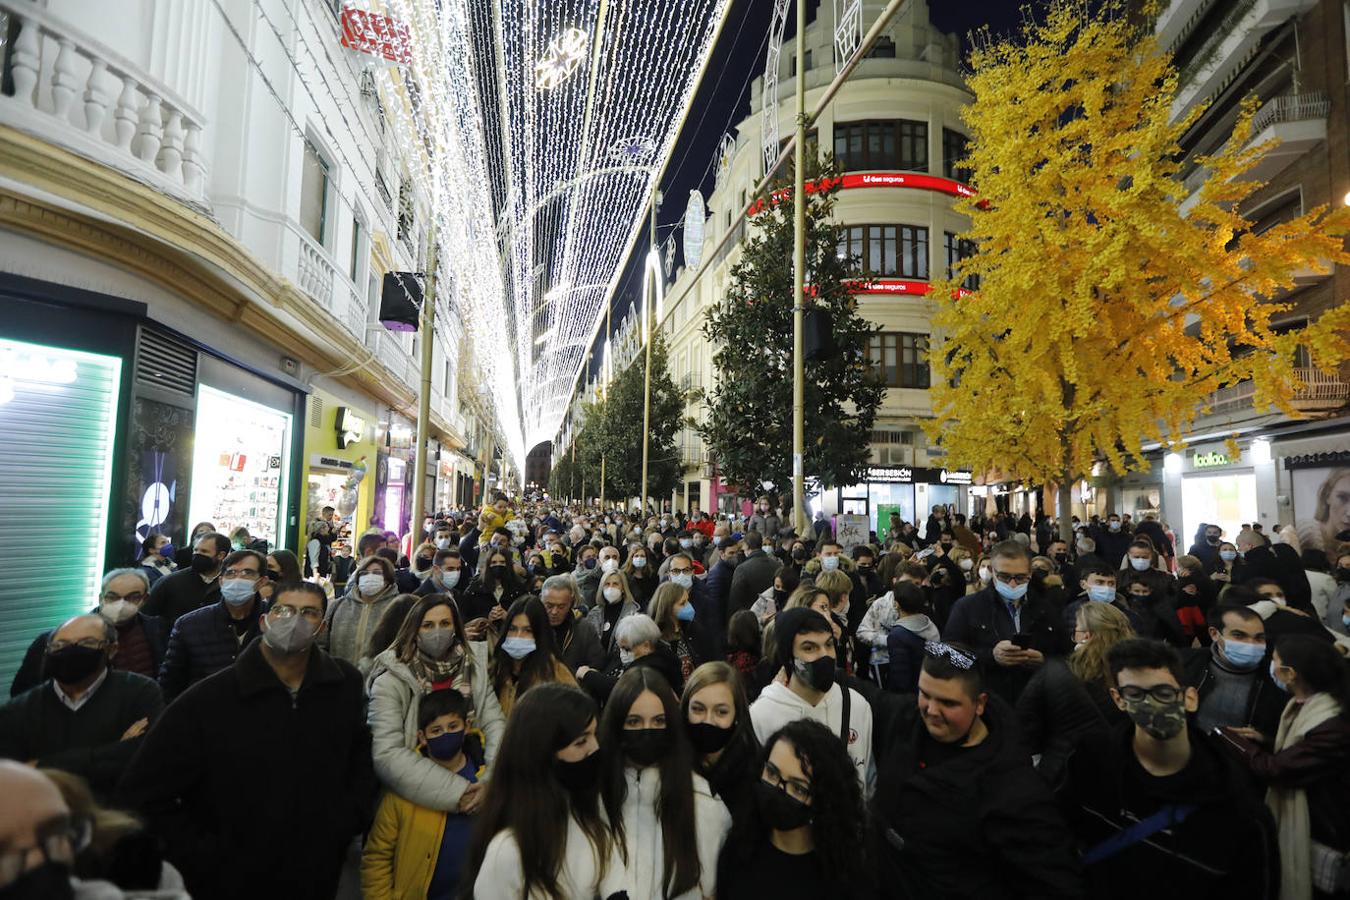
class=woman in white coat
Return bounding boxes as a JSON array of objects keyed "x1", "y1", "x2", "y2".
[
  {"x1": 463, "y1": 683, "x2": 623, "y2": 899},
  {"x1": 600, "y1": 666, "x2": 731, "y2": 899},
  {"x1": 366, "y1": 593, "x2": 505, "y2": 812}
]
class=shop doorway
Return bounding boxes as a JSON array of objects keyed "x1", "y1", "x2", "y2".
[{"x1": 1182, "y1": 472, "x2": 1257, "y2": 547}]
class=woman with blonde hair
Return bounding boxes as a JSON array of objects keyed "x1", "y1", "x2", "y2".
[
  {"x1": 585, "y1": 568, "x2": 639, "y2": 667},
  {"x1": 1016, "y1": 601, "x2": 1136, "y2": 787}
]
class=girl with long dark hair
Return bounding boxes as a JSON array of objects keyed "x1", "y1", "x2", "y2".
[
  {"x1": 489, "y1": 596, "x2": 576, "y2": 717},
  {"x1": 463, "y1": 683, "x2": 620, "y2": 899},
  {"x1": 461, "y1": 548, "x2": 526, "y2": 623},
  {"x1": 600, "y1": 667, "x2": 731, "y2": 898},
  {"x1": 717, "y1": 719, "x2": 871, "y2": 897}
]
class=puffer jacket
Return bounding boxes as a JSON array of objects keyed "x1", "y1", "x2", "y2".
[
  {"x1": 613, "y1": 766, "x2": 731, "y2": 900},
  {"x1": 320, "y1": 583, "x2": 400, "y2": 672},
  {"x1": 158, "y1": 599, "x2": 266, "y2": 701},
  {"x1": 365, "y1": 643, "x2": 504, "y2": 811}
]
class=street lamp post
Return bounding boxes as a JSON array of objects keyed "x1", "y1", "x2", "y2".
[
  {"x1": 639, "y1": 190, "x2": 658, "y2": 517},
  {"x1": 790, "y1": 0, "x2": 808, "y2": 535},
  {"x1": 410, "y1": 222, "x2": 437, "y2": 541}
]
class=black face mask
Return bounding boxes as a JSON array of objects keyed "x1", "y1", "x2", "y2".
[
  {"x1": 416, "y1": 556, "x2": 433, "y2": 568},
  {"x1": 686, "y1": 720, "x2": 735, "y2": 754},
  {"x1": 45, "y1": 645, "x2": 106, "y2": 684},
  {"x1": 791, "y1": 548, "x2": 807, "y2": 561},
  {"x1": 754, "y1": 781, "x2": 813, "y2": 831},
  {"x1": 1336, "y1": 567, "x2": 1350, "y2": 582},
  {"x1": 793, "y1": 655, "x2": 836, "y2": 693},
  {"x1": 490, "y1": 565, "x2": 508, "y2": 579},
  {"x1": 0, "y1": 861, "x2": 74, "y2": 900},
  {"x1": 1053, "y1": 552, "x2": 1069, "y2": 563},
  {"x1": 772, "y1": 589, "x2": 788, "y2": 608},
  {"x1": 190, "y1": 553, "x2": 216, "y2": 574},
  {"x1": 551, "y1": 750, "x2": 601, "y2": 792},
  {"x1": 623, "y1": 727, "x2": 673, "y2": 767},
  {"x1": 1206, "y1": 535, "x2": 1221, "y2": 545}
]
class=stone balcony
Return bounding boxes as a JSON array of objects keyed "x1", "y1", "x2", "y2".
[{"x1": 0, "y1": 1, "x2": 208, "y2": 209}]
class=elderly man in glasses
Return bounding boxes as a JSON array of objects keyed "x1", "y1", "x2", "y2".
[
  {"x1": 1059, "y1": 639, "x2": 1280, "y2": 900},
  {"x1": 10, "y1": 568, "x2": 169, "y2": 698},
  {"x1": 943, "y1": 540, "x2": 1071, "y2": 704},
  {"x1": 868, "y1": 640, "x2": 1082, "y2": 899},
  {"x1": 120, "y1": 581, "x2": 374, "y2": 900},
  {"x1": 0, "y1": 613, "x2": 163, "y2": 801}
]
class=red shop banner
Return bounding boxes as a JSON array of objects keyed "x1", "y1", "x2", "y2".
[
  {"x1": 339, "y1": 7, "x2": 412, "y2": 66},
  {"x1": 747, "y1": 172, "x2": 975, "y2": 216}
]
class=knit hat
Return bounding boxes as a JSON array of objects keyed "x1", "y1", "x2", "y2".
[{"x1": 775, "y1": 607, "x2": 833, "y2": 665}]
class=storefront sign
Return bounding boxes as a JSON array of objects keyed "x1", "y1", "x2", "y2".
[
  {"x1": 338, "y1": 7, "x2": 412, "y2": 65},
  {"x1": 938, "y1": 468, "x2": 973, "y2": 485},
  {"x1": 1193, "y1": 451, "x2": 1230, "y2": 469},
  {"x1": 310, "y1": 454, "x2": 355, "y2": 471},
  {"x1": 865, "y1": 466, "x2": 972, "y2": 485},
  {"x1": 867, "y1": 466, "x2": 913, "y2": 483},
  {"x1": 335, "y1": 407, "x2": 366, "y2": 449},
  {"x1": 748, "y1": 172, "x2": 975, "y2": 216}
]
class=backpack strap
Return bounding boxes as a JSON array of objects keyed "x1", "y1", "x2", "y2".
[
  {"x1": 1081, "y1": 804, "x2": 1198, "y2": 866},
  {"x1": 838, "y1": 682, "x2": 852, "y2": 746}
]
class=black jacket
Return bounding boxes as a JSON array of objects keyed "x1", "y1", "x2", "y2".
[
  {"x1": 1059, "y1": 723, "x2": 1280, "y2": 900},
  {"x1": 458, "y1": 577, "x2": 525, "y2": 623},
  {"x1": 119, "y1": 640, "x2": 374, "y2": 900},
  {"x1": 1015, "y1": 657, "x2": 1115, "y2": 790},
  {"x1": 144, "y1": 568, "x2": 221, "y2": 627},
  {"x1": 1181, "y1": 646, "x2": 1287, "y2": 739},
  {"x1": 11, "y1": 612, "x2": 169, "y2": 698},
  {"x1": 554, "y1": 613, "x2": 605, "y2": 673},
  {"x1": 942, "y1": 585, "x2": 1069, "y2": 703},
  {"x1": 0, "y1": 670, "x2": 163, "y2": 798},
  {"x1": 869, "y1": 691, "x2": 1082, "y2": 899},
  {"x1": 728, "y1": 550, "x2": 781, "y2": 617},
  {"x1": 158, "y1": 599, "x2": 267, "y2": 701}
]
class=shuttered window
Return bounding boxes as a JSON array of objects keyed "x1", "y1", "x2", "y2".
[{"x1": 0, "y1": 337, "x2": 122, "y2": 689}]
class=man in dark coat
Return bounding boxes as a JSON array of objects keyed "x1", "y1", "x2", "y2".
[
  {"x1": 541, "y1": 575, "x2": 605, "y2": 673},
  {"x1": 0, "y1": 614, "x2": 163, "y2": 799},
  {"x1": 119, "y1": 582, "x2": 374, "y2": 900},
  {"x1": 943, "y1": 541, "x2": 1069, "y2": 703},
  {"x1": 699, "y1": 541, "x2": 739, "y2": 658},
  {"x1": 728, "y1": 531, "x2": 781, "y2": 616},
  {"x1": 1059, "y1": 638, "x2": 1279, "y2": 900},
  {"x1": 870, "y1": 644, "x2": 1082, "y2": 899},
  {"x1": 158, "y1": 585, "x2": 267, "y2": 702},
  {"x1": 144, "y1": 532, "x2": 230, "y2": 626}
]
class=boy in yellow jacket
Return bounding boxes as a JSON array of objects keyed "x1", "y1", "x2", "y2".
[{"x1": 361, "y1": 690, "x2": 485, "y2": 900}]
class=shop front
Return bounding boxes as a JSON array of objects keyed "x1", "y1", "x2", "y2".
[
  {"x1": 835, "y1": 466, "x2": 972, "y2": 540},
  {"x1": 1162, "y1": 440, "x2": 1270, "y2": 548},
  {"x1": 300, "y1": 390, "x2": 375, "y2": 540}
]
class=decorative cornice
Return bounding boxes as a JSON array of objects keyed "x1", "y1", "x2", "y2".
[{"x1": 0, "y1": 125, "x2": 465, "y2": 447}]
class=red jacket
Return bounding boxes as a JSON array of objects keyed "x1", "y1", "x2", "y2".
[{"x1": 690, "y1": 517, "x2": 715, "y2": 539}]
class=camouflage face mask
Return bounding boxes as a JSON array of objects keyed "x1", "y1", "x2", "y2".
[{"x1": 1121, "y1": 694, "x2": 1187, "y2": 740}]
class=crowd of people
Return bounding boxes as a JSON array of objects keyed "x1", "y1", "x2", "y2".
[{"x1": 3, "y1": 494, "x2": 1350, "y2": 900}]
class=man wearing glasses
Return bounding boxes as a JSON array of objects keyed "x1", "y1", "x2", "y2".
[
  {"x1": 943, "y1": 540, "x2": 1069, "y2": 703},
  {"x1": 0, "y1": 613, "x2": 163, "y2": 799},
  {"x1": 10, "y1": 568, "x2": 169, "y2": 698},
  {"x1": 157, "y1": 549, "x2": 269, "y2": 701},
  {"x1": 0, "y1": 760, "x2": 88, "y2": 899},
  {"x1": 1059, "y1": 639, "x2": 1279, "y2": 899},
  {"x1": 121, "y1": 581, "x2": 375, "y2": 900}
]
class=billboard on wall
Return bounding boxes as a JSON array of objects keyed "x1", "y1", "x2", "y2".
[{"x1": 1288, "y1": 456, "x2": 1350, "y2": 553}]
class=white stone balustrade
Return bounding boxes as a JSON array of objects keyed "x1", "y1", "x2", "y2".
[
  {"x1": 297, "y1": 231, "x2": 338, "y2": 311},
  {"x1": 0, "y1": 1, "x2": 209, "y2": 205}
]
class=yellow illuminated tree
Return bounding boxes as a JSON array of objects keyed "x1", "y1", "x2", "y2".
[{"x1": 925, "y1": 1, "x2": 1350, "y2": 536}]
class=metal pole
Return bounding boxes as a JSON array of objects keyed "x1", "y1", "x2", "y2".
[
  {"x1": 640, "y1": 192, "x2": 657, "y2": 518},
  {"x1": 600, "y1": 300, "x2": 611, "y2": 511},
  {"x1": 410, "y1": 223, "x2": 437, "y2": 542},
  {"x1": 790, "y1": 0, "x2": 807, "y2": 535}
]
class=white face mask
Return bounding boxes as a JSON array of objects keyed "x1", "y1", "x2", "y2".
[
  {"x1": 619, "y1": 647, "x2": 636, "y2": 667},
  {"x1": 100, "y1": 599, "x2": 139, "y2": 625},
  {"x1": 978, "y1": 566, "x2": 991, "y2": 584},
  {"x1": 601, "y1": 558, "x2": 618, "y2": 573},
  {"x1": 358, "y1": 574, "x2": 386, "y2": 596},
  {"x1": 603, "y1": 586, "x2": 623, "y2": 604},
  {"x1": 440, "y1": 569, "x2": 461, "y2": 589},
  {"x1": 959, "y1": 558, "x2": 974, "y2": 572}
]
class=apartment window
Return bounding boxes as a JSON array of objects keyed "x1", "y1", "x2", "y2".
[
  {"x1": 943, "y1": 128, "x2": 971, "y2": 182},
  {"x1": 443, "y1": 359, "x2": 455, "y2": 396},
  {"x1": 299, "y1": 142, "x2": 330, "y2": 245},
  {"x1": 944, "y1": 231, "x2": 979, "y2": 289},
  {"x1": 833, "y1": 120, "x2": 927, "y2": 172},
  {"x1": 868, "y1": 36, "x2": 896, "y2": 58},
  {"x1": 789, "y1": 49, "x2": 813, "y2": 76},
  {"x1": 1251, "y1": 190, "x2": 1302, "y2": 235},
  {"x1": 866, "y1": 333, "x2": 931, "y2": 388},
  {"x1": 397, "y1": 182, "x2": 416, "y2": 253},
  {"x1": 839, "y1": 224, "x2": 929, "y2": 279},
  {"x1": 349, "y1": 217, "x2": 364, "y2": 282}
]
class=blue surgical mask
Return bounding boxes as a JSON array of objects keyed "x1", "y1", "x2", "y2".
[
  {"x1": 1219, "y1": 550, "x2": 1237, "y2": 562},
  {"x1": 1129, "y1": 557, "x2": 1151, "y2": 571},
  {"x1": 220, "y1": 579, "x2": 256, "y2": 607},
  {"x1": 821, "y1": 556, "x2": 840, "y2": 571},
  {"x1": 1087, "y1": 584, "x2": 1116, "y2": 603},
  {"x1": 501, "y1": 637, "x2": 535, "y2": 659},
  {"x1": 994, "y1": 579, "x2": 1028, "y2": 602},
  {"x1": 1220, "y1": 638, "x2": 1265, "y2": 671},
  {"x1": 676, "y1": 602, "x2": 695, "y2": 622},
  {"x1": 1269, "y1": 660, "x2": 1289, "y2": 692},
  {"x1": 671, "y1": 573, "x2": 693, "y2": 589},
  {"x1": 1343, "y1": 613, "x2": 1350, "y2": 630}
]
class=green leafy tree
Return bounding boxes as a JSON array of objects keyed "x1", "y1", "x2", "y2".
[
  {"x1": 699, "y1": 154, "x2": 885, "y2": 499},
  {"x1": 546, "y1": 446, "x2": 579, "y2": 501}
]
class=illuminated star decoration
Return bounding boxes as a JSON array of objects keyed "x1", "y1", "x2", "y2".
[
  {"x1": 610, "y1": 135, "x2": 657, "y2": 161},
  {"x1": 534, "y1": 27, "x2": 589, "y2": 90}
]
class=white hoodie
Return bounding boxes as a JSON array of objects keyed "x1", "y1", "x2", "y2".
[
  {"x1": 750, "y1": 680, "x2": 874, "y2": 795},
  {"x1": 474, "y1": 814, "x2": 626, "y2": 900},
  {"x1": 856, "y1": 592, "x2": 940, "y2": 666},
  {"x1": 612, "y1": 766, "x2": 731, "y2": 900}
]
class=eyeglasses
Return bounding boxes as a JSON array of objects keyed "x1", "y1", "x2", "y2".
[
  {"x1": 762, "y1": 763, "x2": 812, "y2": 805},
  {"x1": 222, "y1": 567, "x2": 260, "y2": 578},
  {"x1": 270, "y1": 604, "x2": 324, "y2": 622},
  {"x1": 49, "y1": 637, "x2": 107, "y2": 652},
  {"x1": 993, "y1": 570, "x2": 1032, "y2": 586},
  {"x1": 100, "y1": 591, "x2": 146, "y2": 604},
  {"x1": 1116, "y1": 684, "x2": 1181, "y2": 703},
  {"x1": 924, "y1": 640, "x2": 976, "y2": 670},
  {"x1": 0, "y1": 817, "x2": 90, "y2": 885}
]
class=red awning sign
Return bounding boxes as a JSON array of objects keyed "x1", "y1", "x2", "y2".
[
  {"x1": 339, "y1": 7, "x2": 412, "y2": 66},
  {"x1": 747, "y1": 171, "x2": 975, "y2": 216}
]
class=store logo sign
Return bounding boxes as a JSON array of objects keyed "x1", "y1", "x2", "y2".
[
  {"x1": 1193, "y1": 451, "x2": 1229, "y2": 469},
  {"x1": 939, "y1": 469, "x2": 973, "y2": 485},
  {"x1": 336, "y1": 407, "x2": 366, "y2": 450}
]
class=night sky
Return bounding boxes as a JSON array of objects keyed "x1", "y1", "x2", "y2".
[{"x1": 576, "y1": 0, "x2": 1031, "y2": 387}]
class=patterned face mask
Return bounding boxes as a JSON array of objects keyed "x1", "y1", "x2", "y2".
[{"x1": 1121, "y1": 694, "x2": 1187, "y2": 740}]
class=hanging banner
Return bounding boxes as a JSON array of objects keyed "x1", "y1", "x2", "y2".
[{"x1": 339, "y1": 7, "x2": 412, "y2": 66}]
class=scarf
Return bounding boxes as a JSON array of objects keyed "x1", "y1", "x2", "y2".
[
  {"x1": 1267, "y1": 692, "x2": 1343, "y2": 900},
  {"x1": 409, "y1": 645, "x2": 470, "y2": 695}
]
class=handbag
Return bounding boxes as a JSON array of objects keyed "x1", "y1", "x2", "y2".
[{"x1": 1311, "y1": 841, "x2": 1350, "y2": 894}]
